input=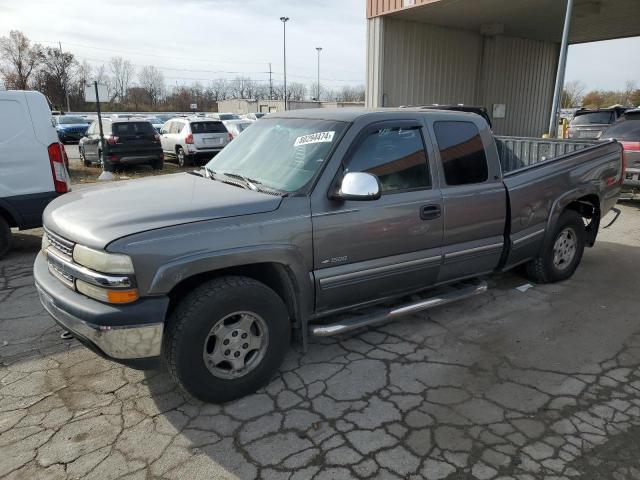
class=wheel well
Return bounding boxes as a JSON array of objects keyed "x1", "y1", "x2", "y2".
[
  {"x1": 564, "y1": 194, "x2": 600, "y2": 247},
  {"x1": 166, "y1": 263, "x2": 301, "y2": 328}
]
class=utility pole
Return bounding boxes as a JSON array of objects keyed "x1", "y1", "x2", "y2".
[
  {"x1": 316, "y1": 47, "x2": 322, "y2": 101},
  {"x1": 59, "y1": 42, "x2": 71, "y2": 112},
  {"x1": 269, "y1": 62, "x2": 273, "y2": 100},
  {"x1": 280, "y1": 17, "x2": 289, "y2": 110}
]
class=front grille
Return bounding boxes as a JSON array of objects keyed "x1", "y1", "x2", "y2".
[{"x1": 45, "y1": 228, "x2": 75, "y2": 258}]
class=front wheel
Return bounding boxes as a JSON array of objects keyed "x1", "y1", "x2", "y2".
[
  {"x1": 0, "y1": 216, "x2": 11, "y2": 259},
  {"x1": 526, "y1": 209, "x2": 586, "y2": 283},
  {"x1": 163, "y1": 276, "x2": 290, "y2": 403}
]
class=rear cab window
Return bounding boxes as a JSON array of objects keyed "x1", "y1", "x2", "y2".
[
  {"x1": 571, "y1": 112, "x2": 615, "y2": 125},
  {"x1": 190, "y1": 122, "x2": 227, "y2": 134},
  {"x1": 433, "y1": 121, "x2": 489, "y2": 186}
]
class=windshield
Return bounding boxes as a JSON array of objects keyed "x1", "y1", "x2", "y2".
[
  {"x1": 571, "y1": 112, "x2": 614, "y2": 125},
  {"x1": 218, "y1": 114, "x2": 239, "y2": 120},
  {"x1": 146, "y1": 117, "x2": 162, "y2": 123},
  {"x1": 59, "y1": 116, "x2": 87, "y2": 124},
  {"x1": 206, "y1": 118, "x2": 348, "y2": 193}
]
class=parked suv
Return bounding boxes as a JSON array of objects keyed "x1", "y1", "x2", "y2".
[
  {"x1": 601, "y1": 108, "x2": 640, "y2": 188},
  {"x1": 79, "y1": 119, "x2": 163, "y2": 169},
  {"x1": 160, "y1": 117, "x2": 231, "y2": 166},
  {"x1": 568, "y1": 106, "x2": 628, "y2": 139},
  {"x1": 53, "y1": 115, "x2": 90, "y2": 143}
]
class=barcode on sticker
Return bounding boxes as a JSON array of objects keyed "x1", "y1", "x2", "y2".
[{"x1": 294, "y1": 131, "x2": 335, "y2": 147}]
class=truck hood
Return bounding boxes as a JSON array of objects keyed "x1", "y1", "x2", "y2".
[{"x1": 44, "y1": 173, "x2": 282, "y2": 249}]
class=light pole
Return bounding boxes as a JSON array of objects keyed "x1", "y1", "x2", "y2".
[
  {"x1": 316, "y1": 47, "x2": 322, "y2": 101},
  {"x1": 280, "y1": 16, "x2": 289, "y2": 110}
]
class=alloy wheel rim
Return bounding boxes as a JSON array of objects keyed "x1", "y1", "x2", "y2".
[
  {"x1": 202, "y1": 311, "x2": 269, "y2": 379},
  {"x1": 552, "y1": 227, "x2": 577, "y2": 271}
]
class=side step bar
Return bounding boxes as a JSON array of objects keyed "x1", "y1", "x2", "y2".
[{"x1": 310, "y1": 280, "x2": 488, "y2": 337}]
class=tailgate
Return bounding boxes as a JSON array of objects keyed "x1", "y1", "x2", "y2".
[
  {"x1": 190, "y1": 121, "x2": 228, "y2": 149},
  {"x1": 111, "y1": 122, "x2": 160, "y2": 153}
]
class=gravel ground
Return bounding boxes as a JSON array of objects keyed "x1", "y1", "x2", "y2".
[{"x1": 1, "y1": 201, "x2": 639, "y2": 480}]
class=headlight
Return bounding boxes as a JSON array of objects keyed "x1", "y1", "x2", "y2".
[
  {"x1": 73, "y1": 245, "x2": 134, "y2": 274},
  {"x1": 41, "y1": 233, "x2": 51, "y2": 252}
]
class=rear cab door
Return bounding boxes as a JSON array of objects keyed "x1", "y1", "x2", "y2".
[{"x1": 426, "y1": 113, "x2": 507, "y2": 283}]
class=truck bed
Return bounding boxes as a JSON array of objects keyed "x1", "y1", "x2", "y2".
[{"x1": 495, "y1": 136, "x2": 598, "y2": 174}]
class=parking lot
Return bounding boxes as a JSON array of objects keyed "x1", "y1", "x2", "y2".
[{"x1": 0, "y1": 201, "x2": 638, "y2": 479}]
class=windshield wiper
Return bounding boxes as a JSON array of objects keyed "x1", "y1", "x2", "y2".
[{"x1": 219, "y1": 172, "x2": 259, "y2": 191}]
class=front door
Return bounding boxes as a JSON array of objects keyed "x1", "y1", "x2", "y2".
[{"x1": 311, "y1": 122, "x2": 444, "y2": 312}]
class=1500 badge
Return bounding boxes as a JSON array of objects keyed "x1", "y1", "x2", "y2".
[{"x1": 321, "y1": 256, "x2": 348, "y2": 265}]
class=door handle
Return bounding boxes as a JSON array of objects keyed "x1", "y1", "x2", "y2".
[{"x1": 420, "y1": 205, "x2": 441, "y2": 220}]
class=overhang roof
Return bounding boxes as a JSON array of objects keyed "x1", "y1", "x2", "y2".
[{"x1": 377, "y1": 0, "x2": 640, "y2": 44}]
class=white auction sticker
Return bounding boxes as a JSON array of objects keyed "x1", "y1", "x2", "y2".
[{"x1": 294, "y1": 131, "x2": 335, "y2": 147}]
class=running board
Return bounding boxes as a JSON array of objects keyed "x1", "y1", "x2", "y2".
[{"x1": 310, "y1": 280, "x2": 488, "y2": 337}]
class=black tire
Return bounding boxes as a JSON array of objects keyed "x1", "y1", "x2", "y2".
[
  {"x1": 151, "y1": 158, "x2": 164, "y2": 170},
  {"x1": 0, "y1": 216, "x2": 12, "y2": 259},
  {"x1": 176, "y1": 146, "x2": 189, "y2": 167},
  {"x1": 526, "y1": 209, "x2": 586, "y2": 283},
  {"x1": 79, "y1": 146, "x2": 91, "y2": 167},
  {"x1": 163, "y1": 276, "x2": 290, "y2": 403}
]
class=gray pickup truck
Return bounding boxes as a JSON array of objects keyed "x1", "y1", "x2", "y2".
[{"x1": 34, "y1": 108, "x2": 624, "y2": 403}]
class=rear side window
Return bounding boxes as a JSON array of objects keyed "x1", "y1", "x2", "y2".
[
  {"x1": 601, "y1": 119, "x2": 640, "y2": 141},
  {"x1": 433, "y1": 121, "x2": 488, "y2": 186},
  {"x1": 571, "y1": 112, "x2": 614, "y2": 125},
  {"x1": 171, "y1": 122, "x2": 184, "y2": 134},
  {"x1": 191, "y1": 122, "x2": 227, "y2": 134},
  {"x1": 346, "y1": 126, "x2": 430, "y2": 193},
  {"x1": 112, "y1": 122, "x2": 155, "y2": 135}
]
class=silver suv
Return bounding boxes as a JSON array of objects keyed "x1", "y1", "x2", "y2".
[{"x1": 160, "y1": 117, "x2": 231, "y2": 166}]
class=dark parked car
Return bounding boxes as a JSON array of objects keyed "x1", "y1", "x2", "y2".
[
  {"x1": 36, "y1": 108, "x2": 623, "y2": 403},
  {"x1": 568, "y1": 106, "x2": 628, "y2": 139},
  {"x1": 53, "y1": 115, "x2": 90, "y2": 143},
  {"x1": 79, "y1": 119, "x2": 163, "y2": 169},
  {"x1": 601, "y1": 108, "x2": 640, "y2": 188}
]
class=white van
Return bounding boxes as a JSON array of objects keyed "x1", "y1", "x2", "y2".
[{"x1": 0, "y1": 90, "x2": 70, "y2": 258}]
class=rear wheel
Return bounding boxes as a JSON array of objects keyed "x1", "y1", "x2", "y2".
[
  {"x1": 163, "y1": 276, "x2": 290, "y2": 403},
  {"x1": 0, "y1": 216, "x2": 12, "y2": 259},
  {"x1": 79, "y1": 146, "x2": 91, "y2": 166},
  {"x1": 176, "y1": 146, "x2": 189, "y2": 167},
  {"x1": 151, "y1": 158, "x2": 164, "y2": 170},
  {"x1": 526, "y1": 209, "x2": 586, "y2": 283}
]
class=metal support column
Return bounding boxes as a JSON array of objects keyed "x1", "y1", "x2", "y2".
[{"x1": 548, "y1": 0, "x2": 574, "y2": 137}]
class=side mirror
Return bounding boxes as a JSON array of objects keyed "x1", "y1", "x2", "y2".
[{"x1": 332, "y1": 172, "x2": 381, "y2": 201}]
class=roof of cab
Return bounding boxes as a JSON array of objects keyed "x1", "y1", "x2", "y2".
[{"x1": 267, "y1": 107, "x2": 473, "y2": 123}]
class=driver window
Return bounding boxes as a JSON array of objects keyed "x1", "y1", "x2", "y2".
[{"x1": 345, "y1": 126, "x2": 430, "y2": 193}]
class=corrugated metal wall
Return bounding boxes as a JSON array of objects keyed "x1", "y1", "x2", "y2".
[
  {"x1": 480, "y1": 35, "x2": 559, "y2": 136},
  {"x1": 382, "y1": 18, "x2": 482, "y2": 107},
  {"x1": 366, "y1": 17, "x2": 385, "y2": 107},
  {"x1": 366, "y1": 17, "x2": 560, "y2": 136}
]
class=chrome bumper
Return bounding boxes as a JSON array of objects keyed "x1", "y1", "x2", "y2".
[{"x1": 37, "y1": 284, "x2": 163, "y2": 359}]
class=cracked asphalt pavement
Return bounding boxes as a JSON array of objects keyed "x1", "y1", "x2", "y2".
[{"x1": 1, "y1": 203, "x2": 640, "y2": 480}]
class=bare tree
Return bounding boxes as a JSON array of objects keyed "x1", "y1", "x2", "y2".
[
  {"x1": 138, "y1": 65, "x2": 165, "y2": 107},
  {"x1": 207, "y1": 79, "x2": 230, "y2": 101},
  {"x1": 0, "y1": 30, "x2": 43, "y2": 89},
  {"x1": 109, "y1": 56, "x2": 134, "y2": 102},
  {"x1": 561, "y1": 80, "x2": 585, "y2": 108},
  {"x1": 36, "y1": 46, "x2": 77, "y2": 110},
  {"x1": 624, "y1": 80, "x2": 638, "y2": 107}
]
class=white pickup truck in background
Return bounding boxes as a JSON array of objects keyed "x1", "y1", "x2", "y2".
[{"x1": 0, "y1": 90, "x2": 71, "y2": 258}]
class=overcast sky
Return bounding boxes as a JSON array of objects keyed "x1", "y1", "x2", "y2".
[{"x1": 1, "y1": 0, "x2": 638, "y2": 92}]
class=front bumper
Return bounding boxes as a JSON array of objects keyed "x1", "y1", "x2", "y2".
[{"x1": 34, "y1": 252, "x2": 168, "y2": 363}]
